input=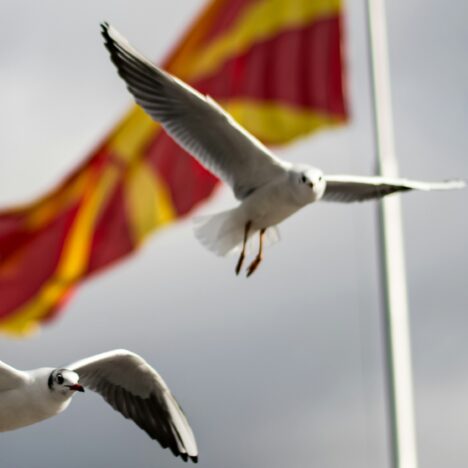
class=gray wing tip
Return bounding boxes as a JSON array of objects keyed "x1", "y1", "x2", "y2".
[
  {"x1": 445, "y1": 178, "x2": 466, "y2": 189},
  {"x1": 423, "y1": 178, "x2": 466, "y2": 191}
]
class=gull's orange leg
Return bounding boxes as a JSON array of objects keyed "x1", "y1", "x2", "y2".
[
  {"x1": 246, "y1": 228, "x2": 266, "y2": 277},
  {"x1": 235, "y1": 220, "x2": 252, "y2": 275}
]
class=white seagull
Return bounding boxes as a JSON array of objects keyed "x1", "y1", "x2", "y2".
[
  {"x1": 0, "y1": 349, "x2": 198, "y2": 463},
  {"x1": 101, "y1": 22, "x2": 465, "y2": 276}
]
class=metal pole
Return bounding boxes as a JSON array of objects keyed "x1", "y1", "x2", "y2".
[{"x1": 365, "y1": 1, "x2": 418, "y2": 467}]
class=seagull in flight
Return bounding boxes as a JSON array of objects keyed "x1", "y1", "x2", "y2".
[
  {"x1": 101, "y1": 22, "x2": 465, "y2": 277},
  {"x1": 0, "y1": 349, "x2": 198, "y2": 463}
]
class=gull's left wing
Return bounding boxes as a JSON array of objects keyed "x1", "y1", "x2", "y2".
[
  {"x1": 101, "y1": 22, "x2": 289, "y2": 200},
  {"x1": 322, "y1": 175, "x2": 465, "y2": 203},
  {"x1": 68, "y1": 349, "x2": 198, "y2": 462}
]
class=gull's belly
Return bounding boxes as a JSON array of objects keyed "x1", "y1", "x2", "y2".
[
  {"x1": 0, "y1": 388, "x2": 69, "y2": 432},
  {"x1": 244, "y1": 185, "x2": 302, "y2": 229}
]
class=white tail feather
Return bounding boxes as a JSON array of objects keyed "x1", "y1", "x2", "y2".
[{"x1": 193, "y1": 210, "x2": 280, "y2": 256}]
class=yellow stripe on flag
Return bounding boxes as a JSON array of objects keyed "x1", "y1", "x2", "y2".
[
  {"x1": 125, "y1": 162, "x2": 176, "y2": 245},
  {"x1": 26, "y1": 169, "x2": 94, "y2": 230},
  {"x1": 107, "y1": 106, "x2": 160, "y2": 163},
  {"x1": 57, "y1": 167, "x2": 119, "y2": 279},
  {"x1": 223, "y1": 99, "x2": 344, "y2": 145},
  {"x1": 0, "y1": 279, "x2": 70, "y2": 336},
  {"x1": 106, "y1": 104, "x2": 177, "y2": 245},
  {"x1": 176, "y1": 0, "x2": 342, "y2": 81}
]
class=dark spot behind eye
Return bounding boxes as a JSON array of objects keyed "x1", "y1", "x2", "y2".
[{"x1": 301, "y1": 175, "x2": 307, "y2": 183}]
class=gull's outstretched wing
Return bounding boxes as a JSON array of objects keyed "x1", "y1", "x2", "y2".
[
  {"x1": 68, "y1": 349, "x2": 198, "y2": 463},
  {"x1": 323, "y1": 175, "x2": 465, "y2": 203},
  {"x1": 0, "y1": 361, "x2": 28, "y2": 391},
  {"x1": 101, "y1": 22, "x2": 289, "y2": 200}
]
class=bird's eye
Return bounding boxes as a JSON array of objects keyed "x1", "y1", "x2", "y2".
[
  {"x1": 301, "y1": 174, "x2": 307, "y2": 183},
  {"x1": 56, "y1": 373, "x2": 64, "y2": 385},
  {"x1": 318, "y1": 176, "x2": 322, "y2": 181}
]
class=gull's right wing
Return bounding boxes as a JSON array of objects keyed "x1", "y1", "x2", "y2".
[
  {"x1": 68, "y1": 349, "x2": 198, "y2": 463},
  {"x1": 323, "y1": 175, "x2": 465, "y2": 203}
]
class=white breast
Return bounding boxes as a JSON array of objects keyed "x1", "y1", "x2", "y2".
[
  {"x1": 0, "y1": 369, "x2": 71, "y2": 432},
  {"x1": 242, "y1": 177, "x2": 305, "y2": 230}
]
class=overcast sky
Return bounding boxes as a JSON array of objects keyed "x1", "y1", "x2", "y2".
[{"x1": 1, "y1": 1, "x2": 467, "y2": 467}]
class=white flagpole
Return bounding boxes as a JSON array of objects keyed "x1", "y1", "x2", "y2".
[{"x1": 365, "y1": 1, "x2": 419, "y2": 467}]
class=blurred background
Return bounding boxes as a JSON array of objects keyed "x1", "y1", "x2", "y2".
[{"x1": 0, "y1": 1, "x2": 467, "y2": 467}]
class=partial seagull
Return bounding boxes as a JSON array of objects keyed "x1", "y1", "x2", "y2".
[
  {"x1": 0, "y1": 349, "x2": 198, "y2": 463},
  {"x1": 101, "y1": 22, "x2": 465, "y2": 277}
]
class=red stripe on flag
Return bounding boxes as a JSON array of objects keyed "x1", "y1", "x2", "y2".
[
  {"x1": 86, "y1": 178, "x2": 135, "y2": 275},
  {"x1": 199, "y1": 0, "x2": 260, "y2": 46},
  {"x1": 0, "y1": 204, "x2": 79, "y2": 319},
  {"x1": 145, "y1": 132, "x2": 219, "y2": 216},
  {"x1": 0, "y1": 213, "x2": 33, "y2": 264},
  {"x1": 193, "y1": 16, "x2": 346, "y2": 116}
]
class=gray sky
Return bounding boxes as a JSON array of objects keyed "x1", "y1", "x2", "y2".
[{"x1": 1, "y1": 1, "x2": 467, "y2": 467}]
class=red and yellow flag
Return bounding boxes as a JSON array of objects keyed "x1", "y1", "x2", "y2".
[{"x1": 0, "y1": 0, "x2": 347, "y2": 335}]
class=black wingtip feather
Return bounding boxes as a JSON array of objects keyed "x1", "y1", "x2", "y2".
[
  {"x1": 101, "y1": 22, "x2": 118, "y2": 59},
  {"x1": 100, "y1": 21, "x2": 110, "y2": 36},
  {"x1": 100, "y1": 22, "x2": 128, "y2": 87},
  {"x1": 180, "y1": 453, "x2": 198, "y2": 463}
]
